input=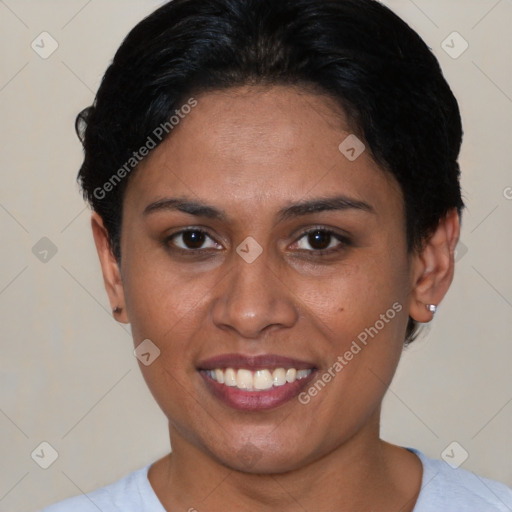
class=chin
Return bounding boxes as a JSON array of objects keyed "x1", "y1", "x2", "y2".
[{"x1": 210, "y1": 434, "x2": 315, "y2": 475}]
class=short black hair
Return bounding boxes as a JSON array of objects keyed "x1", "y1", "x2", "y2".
[{"x1": 76, "y1": 0, "x2": 464, "y2": 343}]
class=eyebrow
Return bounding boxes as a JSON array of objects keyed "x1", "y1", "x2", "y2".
[{"x1": 142, "y1": 195, "x2": 375, "y2": 222}]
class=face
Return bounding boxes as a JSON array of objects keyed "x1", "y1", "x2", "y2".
[{"x1": 117, "y1": 85, "x2": 414, "y2": 472}]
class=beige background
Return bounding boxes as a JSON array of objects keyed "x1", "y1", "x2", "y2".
[{"x1": 0, "y1": 1, "x2": 511, "y2": 511}]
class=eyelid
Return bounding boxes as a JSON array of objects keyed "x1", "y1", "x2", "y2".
[{"x1": 293, "y1": 225, "x2": 351, "y2": 239}]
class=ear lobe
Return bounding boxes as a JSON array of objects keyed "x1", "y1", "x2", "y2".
[
  {"x1": 408, "y1": 208, "x2": 460, "y2": 323},
  {"x1": 91, "y1": 212, "x2": 129, "y2": 324}
]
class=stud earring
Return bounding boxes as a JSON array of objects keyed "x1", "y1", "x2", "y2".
[
  {"x1": 425, "y1": 304, "x2": 437, "y2": 314},
  {"x1": 112, "y1": 306, "x2": 122, "y2": 315}
]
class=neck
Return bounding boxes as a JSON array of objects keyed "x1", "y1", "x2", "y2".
[{"x1": 148, "y1": 410, "x2": 422, "y2": 512}]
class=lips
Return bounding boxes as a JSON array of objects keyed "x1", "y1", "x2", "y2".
[{"x1": 197, "y1": 353, "x2": 317, "y2": 410}]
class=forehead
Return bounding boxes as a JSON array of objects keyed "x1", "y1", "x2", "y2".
[{"x1": 123, "y1": 85, "x2": 402, "y2": 221}]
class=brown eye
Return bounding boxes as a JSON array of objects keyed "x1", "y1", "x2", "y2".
[
  {"x1": 307, "y1": 230, "x2": 332, "y2": 250},
  {"x1": 166, "y1": 229, "x2": 221, "y2": 251},
  {"x1": 294, "y1": 228, "x2": 350, "y2": 255},
  {"x1": 181, "y1": 230, "x2": 206, "y2": 249}
]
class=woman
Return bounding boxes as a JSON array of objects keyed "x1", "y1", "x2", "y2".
[{"x1": 40, "y1": 0, "x2": 512, "y2": 510}]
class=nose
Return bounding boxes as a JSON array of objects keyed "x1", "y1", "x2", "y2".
[{"x1": 211, "y1": 246, "x2": 299, "y2": 339}]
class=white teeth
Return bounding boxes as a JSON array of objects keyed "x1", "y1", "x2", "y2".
[
  {"x1": 253, "y1": 370, "x2": 273, "y2": 390},
  {"x1": 285, "y1": 368, "x2": 297, "y2": 383},
  {"x1": 224, "y1": 368, "x2": 237, "y2": 387},
  {"x1": 296, "y1": 369, "x2": 310, "y2": 379},
  {"x1": 272, "y1": 368, "x2": 287, "y2": 386},
  {"x1": 215, "y1": 369, "x2": 224, "y2": 384},
  {"x1": 206, "y1": 367, "x2": 312, "y2": 392},
  {"x1": 236, "y1": 369, "x2": 253, "y2": 389}
]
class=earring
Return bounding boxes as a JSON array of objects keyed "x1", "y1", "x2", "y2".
[
  {"x1": 425, "y1": 304, "x2": 437, "y2": 314},
  {"x1": 112, "y1": 306, "x2": 122, "y2": 315}
]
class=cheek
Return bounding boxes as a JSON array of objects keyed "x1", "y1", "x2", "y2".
[
  {"x1": 302, "y1": 254, "x2": 410, "y2": 404},
  {"x1": 298, "y1": 255, "x2": 408, "y2": 340},
  {"x1": 125, "y1": 264, "x2": 214, "y2": 416},
  {"x1": 122, "y1": 242, "x2": 213, "y2": 338},
  {"x1": 333, "y1": 261, "x2": 408, "y2": 381}
]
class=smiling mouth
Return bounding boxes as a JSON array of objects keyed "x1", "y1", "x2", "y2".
[
  {"x1": 197, "y1": 354, "x2": 318, "y2": 410},
  {"x1": 202, "y1": 367, "x2": 313, "y2": 392}
]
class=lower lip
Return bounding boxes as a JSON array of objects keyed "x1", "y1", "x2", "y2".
[{"x1": 199, "y1": 370, "x2": 317, "y2": 411}]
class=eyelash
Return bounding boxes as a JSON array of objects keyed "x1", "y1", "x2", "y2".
[{"x1": 164, "y1": 227, "x2": 351, "y2": 258}]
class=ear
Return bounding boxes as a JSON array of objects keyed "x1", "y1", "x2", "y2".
[
  {"x1": 91, "y1": 212, "x2": 129, "y2": 324},
  {"x1": 408, "y1": 208, "x2": 460, "y2": 323}
]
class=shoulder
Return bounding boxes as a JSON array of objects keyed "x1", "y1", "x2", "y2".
[
  {"x1": 408, "y1": 448, "x2": 512, "y2": 512},
  {"x1": 37, "y1": 464, "x2": 165, "y2": 512}
]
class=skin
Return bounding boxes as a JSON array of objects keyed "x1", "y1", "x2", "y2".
[{"x1": 92, "y1": 85, "x2": 460, "y2": 511}]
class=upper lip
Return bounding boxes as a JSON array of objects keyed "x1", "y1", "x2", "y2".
[{"x1": 197, "y1": 353, "x2": 317, "y2": 371}]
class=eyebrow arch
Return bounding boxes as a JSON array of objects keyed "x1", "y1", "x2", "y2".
[
  {"x1": 142, "y1": 195, "x2": 375, "y2": 221},
  {"x1": 143, "y1": 198, "x2": 228, "y2": 220},
  {"x1": 276, "y1": 195, "x2": 375, "y2": 222}
]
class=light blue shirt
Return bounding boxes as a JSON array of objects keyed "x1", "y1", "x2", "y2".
[{"x1": 37, "y1": 448, "x2": 512, "y2": 511}]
